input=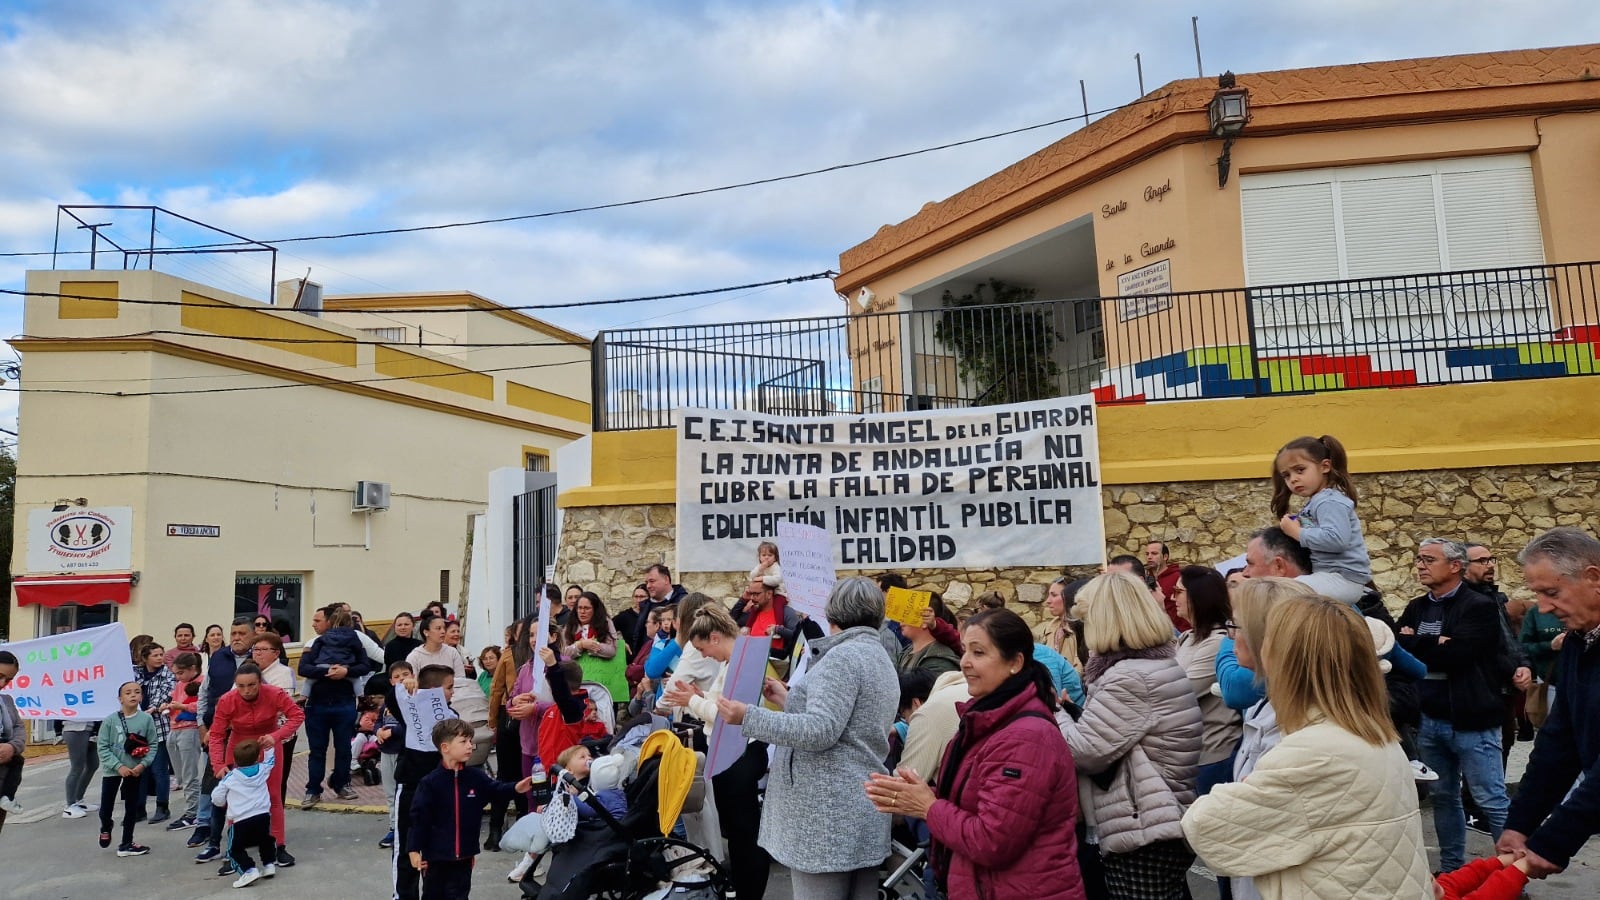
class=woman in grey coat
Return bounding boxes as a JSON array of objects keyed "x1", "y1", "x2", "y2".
[{"x1": 718, "y1": 576, "x2": 901, "y2": 900}]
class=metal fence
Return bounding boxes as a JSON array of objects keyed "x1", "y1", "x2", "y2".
[
  {"x1": 592, "y1": 261, "x2": 1600, "y2": 430},
  {"x1": 511, "y1": 481, "x2": 558, "y2": 620}
]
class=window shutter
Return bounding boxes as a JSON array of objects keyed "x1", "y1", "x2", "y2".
[
  {"x1": 1441, "y1": 167, "x2": 1544, "y2": 270},
  {"x1": 1338, "y1": 174, "x2": 1441, "y2": 279},
  {"x1": 1241, "y1": 182, "x2": 1339, "y2": 286}
]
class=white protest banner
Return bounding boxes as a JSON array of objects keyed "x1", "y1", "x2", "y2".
[
  {"x1": 776, "y1": 521, "x2": 833, "y2": 620},
  {"x1": 706, "y1": 635, "x2": 772, "y2": 778},
  {"x1": 0, "y1": 622, "x2": 129, "y2": 719},
  {"x1": 677, "y1": 396, "x2": 1103, "y2": 572},
  {"x1": 395, "y1": 683, "x2": 453, "y2": 752},
  {"x1": 530, "y1": 593, "x2": 553, "y2": 698}
]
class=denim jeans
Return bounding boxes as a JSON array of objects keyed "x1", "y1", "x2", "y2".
[
  {"x1": 138, "y1": 741, "x2": 172, "y2": 812},
  {"x1": 1419, "y1": 715, "x2": 1509, "y2": 871},
  {"x1": 304, "y1": 697, "x2": 357, "y2": 796}
]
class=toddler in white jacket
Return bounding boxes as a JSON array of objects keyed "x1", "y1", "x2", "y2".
[{"x1": 210, "y1": 740, "x2": 278, "y2": 887}]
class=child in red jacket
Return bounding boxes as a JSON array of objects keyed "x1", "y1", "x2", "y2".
[
  {"x1": 1433, "y1": 854, "x2": 1531, "y2": 900},
  {"x1": 536, "y1": 655, "x2": 608, "y2": 766}
]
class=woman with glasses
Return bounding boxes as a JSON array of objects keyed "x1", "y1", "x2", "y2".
[
  {"x1": 248, "y1": 633, "x2": 300, "y2": 811},
  {"x1": 253, "y1": 617, "x2": 273, "y2": 634}
]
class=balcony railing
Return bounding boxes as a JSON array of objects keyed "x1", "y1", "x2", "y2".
[{"x1": 591, "y1": 261, "x2": 1600, "y2": 431}]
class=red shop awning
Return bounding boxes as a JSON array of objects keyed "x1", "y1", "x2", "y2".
[{"x1": 14, "y1": 572, "x2": 133, "y2": 608}]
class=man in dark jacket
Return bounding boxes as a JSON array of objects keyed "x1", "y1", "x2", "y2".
[
  {"x1": 1499, "y1": 527, "x2": 1600, "y2": 881},
  {"x1": 1465, "y1": 542, "x2": 1536, "y2": 751},
  {"x1": 632, "y1": 564, "x2": 686, "y2": 655},
  {"x1": 1397, "y1": 537, "x2": 1510, "y2": 874},
  {"x1": 298, "y1": 605, "x2": 373, "y2": 807}
]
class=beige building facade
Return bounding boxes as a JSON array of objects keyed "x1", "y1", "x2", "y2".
[{"x1": 8, "y1": 270, "x2": 590, "y2": 643}]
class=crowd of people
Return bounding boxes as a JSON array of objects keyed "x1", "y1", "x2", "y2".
[{"x1": 3, "y1": 432, "x2": 1600, "y2": 900}]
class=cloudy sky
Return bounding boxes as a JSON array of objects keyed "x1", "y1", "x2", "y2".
[{"x1": 1, "y1": 0, "x2": 1595, "y2": 435}]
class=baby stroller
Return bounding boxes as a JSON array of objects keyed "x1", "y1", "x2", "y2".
[
  {"x1": 352, "y1": 694, "x2": 385, "y2": 786},
  {"x1": 537, "y1": 731, "x2": 729, "y2": 900}
]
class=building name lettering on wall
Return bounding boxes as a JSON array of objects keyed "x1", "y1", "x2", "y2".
[
  {"x1": 852, "y1": 337, "x2": 896, "y2": 359},
  {"x1": 1141, "y1": 237, "x2": 1177, "y2": 257},
  {"x1": 1144, "y1": 179, "x2": 1173, "y2": 202},
  {"x1": 1100, "y1": 199, "x2": 1128, "y2": 218}
]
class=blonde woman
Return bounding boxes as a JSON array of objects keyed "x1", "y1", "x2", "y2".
[
  {"x1": 1183, "y1": 595, "x2": 1431, "y2": 899},
  {"x1": 1060, "y1": 571, "x2": 1202, "y2": 899}
]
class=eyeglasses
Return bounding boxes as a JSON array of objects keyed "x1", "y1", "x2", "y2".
[
  {"x1": 1416, "y1": 556, "x2": 1445, "y2": 565},
  {"x1": 253, "y1": 620, "x2": 270, "y2": 627},
  {"x1": 250, "y1": 646, "x2": 277, "y2": 654},
  {"x1": 1468, "y1": 557, "x2": 1494, "y2": 565}
]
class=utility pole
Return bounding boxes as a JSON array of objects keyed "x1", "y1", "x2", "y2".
[
  {"x1": 1192, "y1": 16, "x2": 1204, "y2": 77},
  {"x1": 76, "y1": 221, "x2": 112, "y2": 269}
]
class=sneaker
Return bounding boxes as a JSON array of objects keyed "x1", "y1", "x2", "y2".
[
  {"x1": 117, "y1": 843, "x2": 151, "y2": 857},
  {"x1": 507, "y1": 853, "x2": 534, "y2": 882},
  {"x1": 262, "y1": 863, "x2": 277, "y2": 878},
  {"x1": 1466, "y1": 813, "x2": 1492, "y2": 835},
  {"x1": 187, "y1": 829, "x2": 210, "y2": 849},
  {"x1": 379, "y1": 830, "x2": 395, "y2": 849},
  {"x1": 233, "y1": 868, "x2": 261, "y2": 888},
  {"x1": 78, "y1": 801, "x2": 99, "y2": 812},
  {"x1": 149, "y1": 807, "x2": 170, "y2": 825},
  {"x1": 275, "y1": 847, "x2": 296, "y2": 867},
  {"x1": 1411, "y1": 760, "x2": 1440, "y2": 782},
  {"x1": 335, "y1": 786, "x2": 360, "y2": 801},
  {"x1": 195, "y1": 846, "x2": 222, "y2": 863},
  {"x1": 219, "y1": 861, "x2": 236, "y2": 877},
  {"x1": 63, "y1": 804, "x2": 88, "y2": 819},
  {"x1": 300, "y1": 793, "x2": 320, "y2": 809},
  {"x1": 99, "y1": 831, "x2": 112, "y2": 848},
  {"x1": 0, "y1": 796, "x2": 24, "y2": 814},
  {"x1": 166, "y1": 814, "x2": 197, "y2": 831}
]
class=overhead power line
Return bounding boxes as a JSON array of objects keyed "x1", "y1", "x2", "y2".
[
  {"x1": 0, "y1": 357, "x2": 587, "y2": 398},
  {"x1": 0, "y1": 92, "x2": 1173, "y2": 259},
  {"x1": 0, "y1": 270, "x2": 837, "y2": 313}
]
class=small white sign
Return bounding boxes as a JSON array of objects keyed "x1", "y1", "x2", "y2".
[
  {"x1": 166, "y1": 524, "x2": 221, "y2": 538},
  {"x1": 777, "y1": 521, "x2": 834, "y2": 620},
  {"x1": 1117, "y1": 259, "x2": 1173, "y2": 321},
  {"x1": 394, "y1": 683, "x2": 454, "y2": 752},
  {"x1": 27, "y1": 506, "x2": 133, "y2": 572}
]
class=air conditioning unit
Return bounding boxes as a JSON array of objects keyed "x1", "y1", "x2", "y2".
[{"x1": 353, "y1": 481, "x2": 391, "y2": 512}]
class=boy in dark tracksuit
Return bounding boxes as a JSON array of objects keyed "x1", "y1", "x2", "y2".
[
  {"x1": 408, "y1": 718, "x2": 533, "y2": 900},
  {"x1": 393, "y1": 665, "x2": 453, "y2": 900}
]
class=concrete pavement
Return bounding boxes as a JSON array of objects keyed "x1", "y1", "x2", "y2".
[{"x1": 2, "y1": 739, "x2": 1597, "y2": 898}]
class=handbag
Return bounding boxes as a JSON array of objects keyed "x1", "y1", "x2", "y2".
[
  {"x1": 118, "y1": 712, "x2": 151, "y2": 760},
  {"x1": 542, "y1": 790, "x2": 579, "y2": 845}
]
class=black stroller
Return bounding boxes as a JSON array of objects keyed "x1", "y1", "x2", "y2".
[{"x1": 535, "y1": 751, "x2": 731, "y2": 900}]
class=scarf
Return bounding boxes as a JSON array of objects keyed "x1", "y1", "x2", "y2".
[
  {"x1": 1083, "y1": 642, "x2": 1176, "y2": 686},
  {"x1": 935, "y1": 670, "x2": 1034, "y2": 802}
]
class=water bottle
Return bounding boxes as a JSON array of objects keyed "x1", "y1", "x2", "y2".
[{"x1": 529, "y1": 755, "x2": 551, "y2": 807}]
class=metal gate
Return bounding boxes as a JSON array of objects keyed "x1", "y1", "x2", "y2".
[{"x1": 511, "y1": 483, "x2": 558, "y2": 620}]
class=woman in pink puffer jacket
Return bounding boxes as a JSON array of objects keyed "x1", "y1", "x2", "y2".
[{"x1": 868, "y1": 608, "x2": 1086, "y2": 900}]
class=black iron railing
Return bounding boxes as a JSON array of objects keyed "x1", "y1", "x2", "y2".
[{"x1": 592, "y1": 261, "x2": 1600, "y2": 430}]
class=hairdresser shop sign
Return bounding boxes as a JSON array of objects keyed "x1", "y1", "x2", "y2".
[
  {"x1": 0, "y1": 623, "x2": 130, "y2": 719},
  {"x1": 27, "y1": 506, "x2": 133, "y2": 572}
]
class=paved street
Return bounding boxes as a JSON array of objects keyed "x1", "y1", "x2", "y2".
[{"x1": 0, "y1": 741, "x2": 1596, "y2": 898}]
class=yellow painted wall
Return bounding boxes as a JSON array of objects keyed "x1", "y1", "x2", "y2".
[
  {"x1": 58, "y1": 280, "x2": 121, "y2": 319},
  {"x1": 561, "y1": 377, "x2": 1600, "y2": 508}
]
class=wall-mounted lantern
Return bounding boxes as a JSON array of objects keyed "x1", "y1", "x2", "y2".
[{"x1": 1209, "y1": 71, "x2": 1250, "y2": 188}]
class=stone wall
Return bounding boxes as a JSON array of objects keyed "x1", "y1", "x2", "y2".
[{"x1": 558, "y1": 461, "x2": 1598, "y2": 624}]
